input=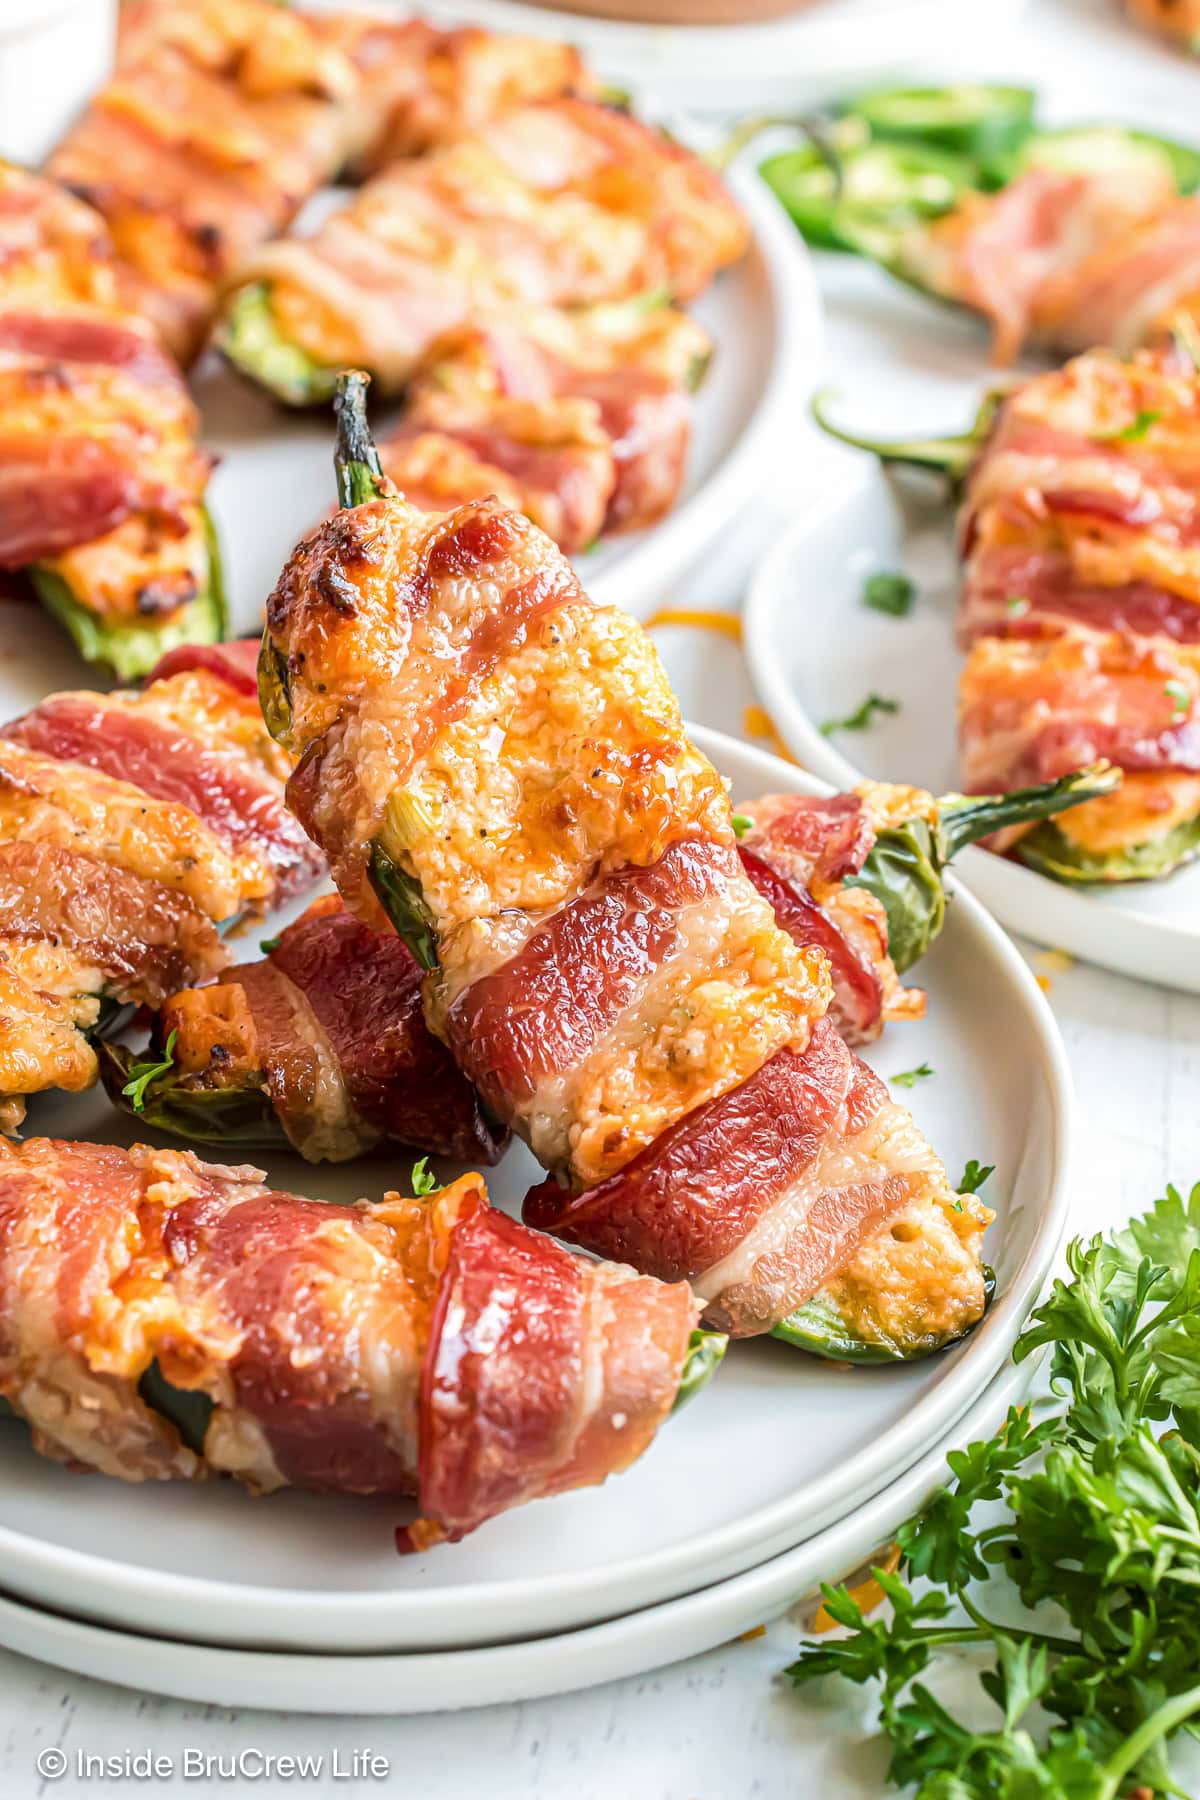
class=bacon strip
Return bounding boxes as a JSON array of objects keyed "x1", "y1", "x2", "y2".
[
  {"x1": 959, "y1": 630, "x2": 1200, "y2": 793},
  {"x1": 0, "y1": 1138, "x2": 698, "y2": 1544},
  {"x1": 268, "y1": 897, "x2": 503, "y2": 1162},
  {"x1": 144, "y1": 637, "x2": 263, "y2": 697},
  {"x1": 525, "y1": 1017, "x2": 963, "y2": 1337},
  {"x1": 734, "y1": 793, "x2": 924, "y2": 1046},
  {"x1": 3, "y1": 692, "x2": 321, "y2": 905},
  {"x1": 960, "y1": 546, "x2": 1200, "y2": 646},
  {"x1": 446, "y1": 834, "x2": 736, "y2": 1115},
  {"x1": 0, "y1": 435, "x2": 167, "y2": 570},
  {"x1": 0, "y1": 841, "x2": 226, "y2": 1008},
  {"x1": 411, "y1": 1199, "x2": 693, "y2": 1548}
]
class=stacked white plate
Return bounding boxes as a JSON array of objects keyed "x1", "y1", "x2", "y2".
[{"x1": 2, "y1": 731, "x2": 1070, "y2": 1709}]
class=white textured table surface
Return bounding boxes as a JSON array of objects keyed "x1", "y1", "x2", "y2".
[{"x1": 4, "y1": 3, "x2": 1200, "y2": 1794}]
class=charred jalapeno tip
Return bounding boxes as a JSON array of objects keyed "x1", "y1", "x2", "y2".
[
  {"x1": 31, "y1": 504, "x2": 229, "y2": 682},
  {"x1": 673, "y1": 1329, "x2": 728, "y2": 1411},
  {"x1": 333, "y1": 368, "x2": 387, "y2": 510}
]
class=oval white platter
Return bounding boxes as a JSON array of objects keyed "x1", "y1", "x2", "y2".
[
  {"x1": 744, "y1": 471, "x2": 1200, "y2": 996},
  {"x1": 0, "y1": 163, "x2": 814, "y2": 706},
  {"x1": 0, "y1": 1348, "x2": 1036, "y2": 1715},
  {"x1": 416, "y1": 0, "x2": 1030, "y2": 113},
  {"x1": 1, "y1": 728, "x2": 1070, "y2": 1655}
]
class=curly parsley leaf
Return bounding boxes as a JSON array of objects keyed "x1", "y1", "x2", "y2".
[
  {"x1": 411, "y1": 1157, "x2": 439, "y2": 1197},
  {"x1": 892, "y1": 1062, "x2": 934, "y2": 1089},
  {"x1": 957, "y1": 1159, "x2": 995, "y2": 1195},
  {"x1": 1096, "y1": 408, "x2": 1162, "y2": 444},
  {"x1": 820, "y1": 692, "x2": 899, "y2": 737},
  {"x1": 786, "y1": 1181, "x2": 1200, "y2": 1798},
  {"x1": 863, "y1": 571, "x2": 916, "y2": 617},
  {"x1": 121, "y1": 1029, "x2": 178, "y2": 1113}
]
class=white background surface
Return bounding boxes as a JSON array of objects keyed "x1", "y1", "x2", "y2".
[{"x1": 3, "y1": 0, "x2": 1200, "y2": 1793}]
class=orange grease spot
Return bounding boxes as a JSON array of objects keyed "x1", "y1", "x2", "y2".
[{"x1": 645, "y1": 607, "x2": 744, "y2": 642}]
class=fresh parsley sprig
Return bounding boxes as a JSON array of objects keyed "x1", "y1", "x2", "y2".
[
  {"x1": 411, "y1": 1157, "x2": 439, "y2": 1197},
  {"x1": 786, "y1": 1182, "x2": 1200, "y2": 1799},
  {"x1": 820, "y1": 693, "x2": 899, "y2": 737},
  {"x1": 892, "y1": 1063, "x2": 934, "y2": 1089},
  {"x1": 863, "y1": 571, "x2": 916, "y2": 618},
  {"x1": 121, "y1": 1030, "x2": 178, "y2": 1113}
]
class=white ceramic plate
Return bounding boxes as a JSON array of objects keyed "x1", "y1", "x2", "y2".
[
  {"x1": 1, "y1": 729, "x2": 1070, "y2": 1654},
  {"x1": 0, "y1": 1348, "x2": 1036, "y2": 1714},
  {"x1": 415, "y1": 0, "x2": 1030, "y2": 112},
  {"x1": 744, "y1": 470, "x2": 1200, "y2": 995}
]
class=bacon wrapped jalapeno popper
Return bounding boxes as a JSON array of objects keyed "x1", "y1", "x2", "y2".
[
  {"x1": 375, "y1": 298, "x2": 712, "y2": 554},
  {"x1": 0, "y1": 643, "x2": 322, "y2": 1134},
  {"x1": 1126, "y1": 0, "x2": 1200, "y2": 49},
  {"x1": 47, "y1": 1, "x2": 586, "y2": 369},
  {"x1": 220, "y1": 97, "x2": 748, "y2": 407},
  {"x1": 817, "y1": 345, "x2": 1200, "y2": 882},
  {"x1": 96, "y1": 768, "x2": 1108, "y2": 1164},
  {"x1": 100, "y1": 895, "x2": 506, "y2": 1167},
  {"x1": 0, "y1": 164, "x2": 224, "y2": 677},
  {"x1": 0, "y1": 1139, "x2": 718, "y2": 1550},
  {"x1": 257, "y1": 376, "x2": 992, "y2": 1363},
  {"x1": 881, "y1": 161, "x2": 1200, "y2": 365}
]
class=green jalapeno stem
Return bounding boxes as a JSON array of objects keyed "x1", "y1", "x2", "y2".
[
  {"x1": 850, "y1": 764, "x2": 1119, "y2": 974},
  {"x1": 334, "y1": 370, "x2": 387, "y2": 510},
  {"x1": 811, "y1": 388, "x2": 1004, "y2": 485}
]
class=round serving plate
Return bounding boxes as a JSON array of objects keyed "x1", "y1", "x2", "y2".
[
  {"x1": 0, "y1": 1349, "x2": 1037, "y2": 1714},
  {"x1": 744, "y1": 470, "x2": 1200, "y2": 995},
  {"x1": 413, "y1": 0, "x2": 1031, "y2": 112},
  {"x1": 1, "y1": 729, "x2": 1071, "y2": 1655}
]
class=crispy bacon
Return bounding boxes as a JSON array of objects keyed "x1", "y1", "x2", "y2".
[
  {"x1": 410, "y1": 1200, "x2": 692, "y2": 1548},
  {"x1": 3, "y1": 691, "x2": 321, "y2": 905},
  {"x1": 525, "y1": 1017, "x2": 966, "y2": 1337},
  {"x1": 0, "y1": 435, "x2": 172, "y2": 570},
  {"x1": 0, "y1": 1138, "x2": 697, "y2": 1542},
  {"x1": 903, "y1": 166, "x2": 1180, "y2": 363},
  {"x1": 0, "y1": 840, "x2": 226, "y2": 1006},
  {"x1": 959, "y1": 632, "x2": 1200, "y2": 792},
  {"x1": 961, "y1": 545, "x2": 1200, "y2": 645},
  {"x1": 446, "y1": 834, "x2": 737, "y2": 1117},
  {"x1": 357, "y1": 24, "x2": 587, "y2": 170},
  {"x1": 269, "y1": 898, "x2": 503, "y2": 1162},
  {"x1": 144, "y1": 637, "x2": 263, "y2": 696},
  {"x1": 0, "y1": 658, "x2": 324, "y2": 1123},
  {"x1": 377, "y1": 308, "x2": 705, "y2": 552},
  {"x1": 1033, "y1": 200, "x2": 1200, "y2": 360},
  {"x1": 0, "y1": 163, "x2": 212, "y2": 623}
]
